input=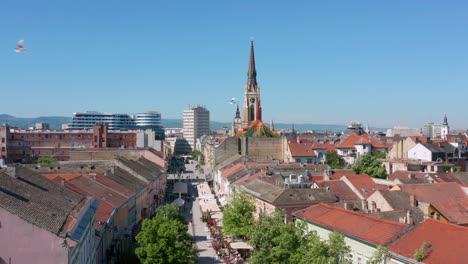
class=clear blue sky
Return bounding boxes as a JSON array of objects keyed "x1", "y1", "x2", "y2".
[{"x1": 1, "y1": 1, "x2": 468, "y2": 129}]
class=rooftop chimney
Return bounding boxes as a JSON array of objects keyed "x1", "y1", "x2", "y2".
[{"x1": 410, "y1": 194, "x2": 417, "y2": 207}]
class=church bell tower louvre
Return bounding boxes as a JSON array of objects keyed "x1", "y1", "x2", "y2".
[{"x1": 242, "y1": 41, "x2": 262, "y2": 127}]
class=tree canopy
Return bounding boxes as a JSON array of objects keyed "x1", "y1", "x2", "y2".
[
  {"x1": 325, "y1": 150, "x2": 345, "y2": 169},
  {"x1": 135, "y1": 204, "x2": 196, "y2": 264},
  {"x1": 248, "y1": 211, "x2": 351, "y2": 264},
  {"x1": 222, "y1": 192, "x2": 256, "y2": 240},
  {"x1": 352, "y1": 153, "x2": 387, "y2": 179}
]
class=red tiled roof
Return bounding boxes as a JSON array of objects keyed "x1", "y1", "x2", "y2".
[
  {"x1": 316, "y1": 180, "x2": 360, "y2": 201},
  {"x1": 408, "y1": 136, "x2": 428, "y2": 144},
  {"x1": 311, "y1": 142, "x2": 336, "y2": 151},
  {"x1": 93, "y1": 174, "x2": 134, "y2": 197},
  {"x1": 389, "y1": 219, "x2": 468, "y2": 264},
  {"x1": 288, "y1": 141, "x2": 316, "y2": 157},
  {"x1": 329, "y1": 170, "x2": 358, "y2": 180},
  {"x1": 294, "y1": 203, "x2": 408, "y2": 245},
  {"x1": 388, "y1": 171, "x2": 428, "y2": 181},
  {"x1": 337, "y1": 134, "x2": 386, "y2": 149},
  {"x1": 234, "y1": 171, "x2": 263, "y2": 186},
  {"x1": 222, "y1": 163, "x2": 244, "y2": 177},
  {"x1": 50, "y1": 175, "x2": 130, "y2": 231},
  {"x1": 310, "y1": 176, "x2": 324, "y2": 182},
  {"x1": 397, "y1": 183, "x2": 468, "y2": 224},
  {"x1": 43, "y1": 173, "x2": 81, "y2": 181},
  {"x1": 342, "y1": 175, "x2": 386, "y2": 198}
]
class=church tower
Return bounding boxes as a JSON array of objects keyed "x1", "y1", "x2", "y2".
[
  {"x1": 242, "y1": 41, "x2": 262, "y2": 127},
  {"x1": 441, "y1": 114, "x2": 450, "y2": 139},
  {"x1": 231, "y1": 104, "x2": 242, "y2": 136}
]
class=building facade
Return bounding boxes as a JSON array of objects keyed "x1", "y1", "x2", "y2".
[
  {"x1": 183, "y1": 106, "x2": 210, "y2": 153},
  {"x1": 1, "y1": 123, "x2": 137, "y2": 163},
  {"x1": 68, "y1": 111, "x2": 137, "y2": 130}
]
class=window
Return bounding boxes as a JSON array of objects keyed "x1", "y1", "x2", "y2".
[
  {"x1": 1, "y1": 137, "x2": 4, "y2": 143},
  {"x1": 1, "y1": 147, "x2": 5, "y2": 152}
]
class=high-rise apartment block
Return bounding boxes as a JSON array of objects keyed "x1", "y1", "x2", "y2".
[{"x1": 183, "y1": 106, "x2": 210, "y2": 153}]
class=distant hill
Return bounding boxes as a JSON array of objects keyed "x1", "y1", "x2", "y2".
[
  {"x1": 1, "y1": 114, "x2": 381, "y2": 133},
  {"x1": 0, "y1": 114, "x2": 72, "y2": 130}
]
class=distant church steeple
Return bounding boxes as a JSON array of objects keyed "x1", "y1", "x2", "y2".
[
  {"x1": 441, "y1": 113, "x2": 450, "y2": 139},
  {"x1": 242, "y1": 41, "x2": 262, "y2": 127}
]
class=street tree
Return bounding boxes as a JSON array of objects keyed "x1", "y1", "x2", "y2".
[
  {"x1": 352, "y1": 153, "x2": 387, "y2": 179},
  {"x1": 222, "y1": 192, "x2": 256, "y2": 240},
  {"x1": 325, "y1": 150, "x2": 345, "y2": 169},
  {"x1": 249, "y1": 211, "x2": 351, "y2": 264},
  {"x1": 135, "y1": 204, "x2": 196, "y2": 264}
]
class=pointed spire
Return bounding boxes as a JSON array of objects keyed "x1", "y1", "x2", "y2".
[
  {"x1": 247, "y1": 41, "x2": 257, "y2": 86},
  {"x1": 443, "y1": 113, "x2": 448, "y2": 126},
  {"x1": 235, "y1": 104, "x2": 240, "y2": 118}
]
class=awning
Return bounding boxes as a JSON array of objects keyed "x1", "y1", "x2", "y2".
[
  {"x1": 230, "y1": 241, "x2": 254, "y2": 250},
  {"x1": 199, "y1": 201, "x2": 221, "y2": 213},
  {"x1": 211, "y1": 212, "x2": 223, "y2": 220}
]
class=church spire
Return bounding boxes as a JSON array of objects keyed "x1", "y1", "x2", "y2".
[
  {"x1": 235, "y1": 104, "x2": 240, "y2": 118},
  {"x1": 247, "y1": 41, "x2": 257, "y2": 86}
]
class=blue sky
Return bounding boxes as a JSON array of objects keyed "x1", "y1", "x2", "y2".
[{"x1": 1, "y1": 1, "x2": 468, "y2": 129}]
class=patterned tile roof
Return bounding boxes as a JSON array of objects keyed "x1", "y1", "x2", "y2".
[
  {"x1": 0, "y1": 166, "x2": 85, "y2": 235},
  {"x1": 235, "y1": 120, "x2": 279, "y2": 137},
  {"x1": 389, "y1": 219, "x2": 468, "y2": 264},
  {"x1": 293, "y1": 203, "x2": 408, "y2": 246}
]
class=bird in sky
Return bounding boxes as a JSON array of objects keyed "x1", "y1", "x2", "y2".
[
  {"x1": 14, "y1": 39, "x2": 27, "y2": 53},
  {"x1": 229, "y1": 97, "x2": 236, "y2": 104}
]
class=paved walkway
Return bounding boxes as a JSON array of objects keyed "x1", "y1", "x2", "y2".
[{"x1": 182, "y1": 161, "x2": 219, "y2": 264}]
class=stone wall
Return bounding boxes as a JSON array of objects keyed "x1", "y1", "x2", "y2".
[
  {"x1": 214, "y1": 137, "x2": 240, "y2": 165},
  {"x1": 241, "y1": 137, "x2": 286, "y2": 162},
  {"x1": 69, "y1": 149, "x2": 143, "y2": 161}
]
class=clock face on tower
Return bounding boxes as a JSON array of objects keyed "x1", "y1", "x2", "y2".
[{"x1": 250, "y1": 98, "x2": 255, "y2": 103}]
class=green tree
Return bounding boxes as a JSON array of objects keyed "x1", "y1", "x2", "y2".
[
  {"x1": 223, "y1": 192, "x2": 256, "y2": 240},
  {"x1": 327, "y1": 232, "x2": 351, "y2": 263},
  {"x1": 372, "y1": 151, "x2": 387, "y2": 159},
  {"x1": 249, "y1": 212, "x2": 351, "y2": 264},
  {"x1": 135, "y1": 204, "x2": 196, "y2": 264},
  {"x1": 352, "y1": 153, "x2": 387, "y2": 179},
  {"x1": 369, "y1": 246, "x2": 390, "y2": 264},
  {"x1": 325, "y1": 150, "x2": 345, "y2": 169},
  {"x1": 37, "y1": 156, "x2": 57, "y2": 164}
]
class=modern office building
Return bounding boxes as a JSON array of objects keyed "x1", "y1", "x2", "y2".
[
  {"x1": 68, "y1": 111, "x2": 136, "y2": 130},
  {"x1": 183, "y1": 106, "x2": 210, "y2": 153},
  {"x1": 136, "y1": 111, "x2": 164, "y2": 139}
]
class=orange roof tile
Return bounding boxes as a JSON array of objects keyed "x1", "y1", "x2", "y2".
[
  {"x1": 316, "y1": 180, "x2": 360, "y2": 201},
  {"x1": 397, "y1": 183, "x2": 468, "y2": 224},
  {"x1": 342, "y1": 175, "x2": 386, "y2": 198},
  {"x1": 337, "y1": 134, "x2": 386, "y2": 149},
  {"x1": 294, "y1": 203, "x2": 408, "y2": 245},
  {"x1": 43, "y1": 173, "x2": 81, "y2": 181},
  {"x1": 221, "y1": 163, "x2": 244, "y2": 177},
  {"x1": 288, "y1": 141, "x2": 317, "y2": 157},
  {"x1": 329, "y1": 170, "x2": 358, "y2": 180},
  {"x1": 389, "y1": 219, "x2": 468, "y2": 264}
]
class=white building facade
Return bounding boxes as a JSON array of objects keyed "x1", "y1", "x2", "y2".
[{"x1": 183, "y1": 106, "x2": 210, "y2": 153}]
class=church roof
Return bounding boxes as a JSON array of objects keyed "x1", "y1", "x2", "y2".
[{"x1": 236, "y1": 120, "x2": 279, "y2": 138}]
